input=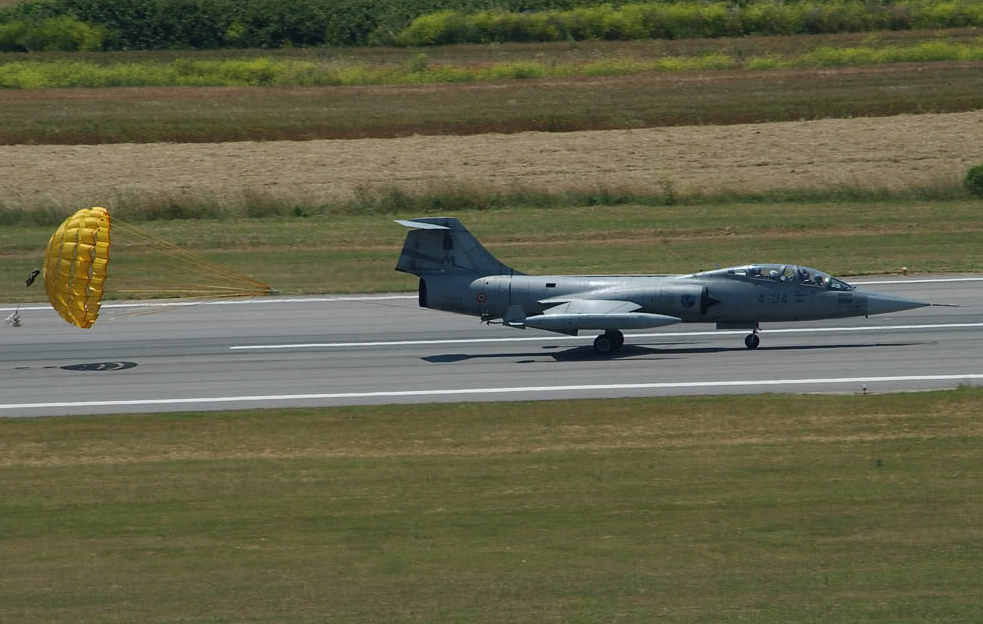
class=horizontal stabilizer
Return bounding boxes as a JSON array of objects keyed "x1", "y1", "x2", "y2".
[{"x1": 394, "y1": 219, "x2": 451, "y2": 230}]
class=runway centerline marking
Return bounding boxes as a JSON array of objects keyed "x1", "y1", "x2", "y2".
[
  {"x1": 3, "y1": 375, "x2": 982, "y2": 411},
  {"x1": 230, "y1": 322, "x2": 983, "y2": 350}
]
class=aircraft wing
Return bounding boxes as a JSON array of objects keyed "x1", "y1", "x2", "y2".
[{"x1": 542, "y1": 299, "x2": 642, "y2": 315}]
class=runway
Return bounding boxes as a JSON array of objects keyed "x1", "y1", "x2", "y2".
[{"x1": 2, "y1": 276, "x2": 981, "y2": 418}]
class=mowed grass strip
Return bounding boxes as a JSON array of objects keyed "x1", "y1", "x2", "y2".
[
  {"x1": 1, "y1": 201, "x2": 981, "y2": 303},
  {"x1": 2, "y1": 388, "x2": 982, "y2": 623}
]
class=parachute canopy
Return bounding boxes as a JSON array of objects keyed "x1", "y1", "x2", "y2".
[
  {"x1": 43, "y1": 207, "x2": 111, "y2": 329},
  {"x1": 43, "y1": 207, "x2": 275, "y2": 329}
]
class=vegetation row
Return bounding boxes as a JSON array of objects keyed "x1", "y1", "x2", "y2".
[
  {"x1": 2, "y1": 40, "x2": 982, "y2": 87},
  {"x1": 398, "y1": 1, "x2": 983, "y2": 46},
  {"x1": 2, "y1": 0, "x2": 983, "y2": 51},
  {"x1": 0, "y1": 0, "x2": 632, "y2": 50},
  {"x1": 1, "y1": 176, "x2": 975, "y2": 226}
]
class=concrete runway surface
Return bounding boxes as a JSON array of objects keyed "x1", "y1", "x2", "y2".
[{"x1": 2, "y1": 276, "x2": 981, "y2": 418}]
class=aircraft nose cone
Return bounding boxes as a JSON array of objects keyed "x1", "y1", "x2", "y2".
[{"x1": 864, "y1": 291, "x2": 929, "y2": 316}]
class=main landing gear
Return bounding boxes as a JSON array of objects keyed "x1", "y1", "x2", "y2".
[
  {"x1": 593, "y1": 330, "x2": 625, "y2": 355},
  {"x1": 744, "y1": 330, "x2": 760, "y2": 350}
]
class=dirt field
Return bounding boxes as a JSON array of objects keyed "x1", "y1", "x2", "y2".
[{"x1": 2, "y1": 110, "x2": 982, "y2": 210}]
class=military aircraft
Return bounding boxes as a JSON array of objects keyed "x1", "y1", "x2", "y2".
[{"x1": 395, "y1": 217, "x2": 931, "y2": 354}]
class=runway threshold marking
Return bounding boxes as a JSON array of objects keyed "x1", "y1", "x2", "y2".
[
  {"x1": 3, "y1": 375, "x2": 982, "y2": 411},
  {"x1": 230, "y1": 322, "x2": 983, "y2": 350}
]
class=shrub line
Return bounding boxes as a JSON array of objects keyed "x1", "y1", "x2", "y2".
[
  {"x1": 2, "y1": 40, "x2": 982, "y2": 89},
  {"x1": 398, "y1": 1, "x2": 983, "y2": 47},
  {"x1": 3, "y1": 0, "x2": 983, "y2": 51}
]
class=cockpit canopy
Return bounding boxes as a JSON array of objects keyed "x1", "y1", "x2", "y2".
[{"x1": 711, "y1": 264, "x2": 854, "y2": 290}]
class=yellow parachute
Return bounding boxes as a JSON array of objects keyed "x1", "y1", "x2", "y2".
[
  {"x1": 43, "y1": 207, "x2": 111, "y2": 329},
  {"x1": 43, "y1": 207, "x2": 274, "y2": 329}
]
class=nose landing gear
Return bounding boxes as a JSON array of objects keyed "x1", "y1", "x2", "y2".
[
  {"x1": 593, "y1": 330, "x2": 625, "y2": 354},
  {"x1": 744, "y1": 330, "x2": 760, "y2": 349}
]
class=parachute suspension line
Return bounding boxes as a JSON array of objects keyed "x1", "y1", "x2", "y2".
[
  {"x1": 111, "y1": 221, "x2": 236, "y2": 280},
  {"x1": 111, "y1": 220, "x2": 263, "y2": 288},
  {"x1": 111, "y1": 220, "x2": 273, "y2": 297},
  {"x1": 105, "y1": 292, "x2": 263, "y2": 321},
  {"x1": 115, "y1": 287, "x2": 269, "y2": 294}
]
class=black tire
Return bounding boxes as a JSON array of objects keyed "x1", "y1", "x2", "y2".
[
  {"x1": 594, "y1": 335, "x2": 614, "y2": 354},
  {"x1": 744, "y1": 333, "x2": 760, "y2": 349},
  {"x1": 606, "y1": 330, "x2": 625, "y2": 350}
]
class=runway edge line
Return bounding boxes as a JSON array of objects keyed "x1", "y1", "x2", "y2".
[{"x1": 3, "y1": 374, "x2": 982, "y2": 411}]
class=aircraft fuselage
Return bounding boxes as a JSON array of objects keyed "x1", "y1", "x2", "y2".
[{"x1": 425, "y1": 271, "x2": 867, "y2": 325}]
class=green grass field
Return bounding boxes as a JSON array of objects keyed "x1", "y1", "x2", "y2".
[
  {"x1": 2, "y1": 200, "x2": 981, "y2": 303},
  {"x1": 2, "y1": 388, "x2": 981, "y2": 623},
  {"x1": 2, "y1": 30, "x2": 982, "y2": 144}
]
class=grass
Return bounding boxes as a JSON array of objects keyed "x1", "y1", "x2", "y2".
[
  {"x1": 2, "y1": 199, "x2": 980, "y2": 303},
  {"x1": 1, "y1": 31, "x2": 982, "y2": 144},
  {"x1": 3, "y1": 41, "x2": 983, "y2": 88},
  {"x1": 2, "y1": 387, "x2": 982, "y2": 623},
  {"x1": 2, "y1": 62, "x2": 980, "y2": 144},
  {"x1": 6, "y1": 28, "x2": 981, "y2": 65}
]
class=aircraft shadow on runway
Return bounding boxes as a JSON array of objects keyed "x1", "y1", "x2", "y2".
[{"x1": 421, "y1": 341, "x2": 931, "y2": 363}]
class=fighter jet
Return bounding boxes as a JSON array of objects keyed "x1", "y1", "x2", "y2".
[{"x1": 395, "y1": 217, "x2": 930, "y2": 354}]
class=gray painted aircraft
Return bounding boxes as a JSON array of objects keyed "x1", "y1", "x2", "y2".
[{"x1": 395, "y1": 217, "x2": 931, "y2": 354}]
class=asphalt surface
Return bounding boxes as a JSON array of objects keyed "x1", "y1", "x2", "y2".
[{"x1": 2, "y1": 276, "x2": 981, "y2": 418}]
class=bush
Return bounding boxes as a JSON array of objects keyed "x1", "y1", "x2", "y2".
[
  {"x1": 397, "y1": 1, "x2": 983, "y2": 47},
  {"x1": 323, "y1": 0, "x2": 379, "y2": 46},
  {"x1": 396, "y1": 10, "x2": 462, "y2": 45},
  {"x1": 965, "y1": 164, "x2": 983, "y2": 197},
  {"x1": 0, "y1": 16, "x2": 104, "y2": 51},
  {"x1": 4, "y1": 0, "x2": 983, "y2": 50}
]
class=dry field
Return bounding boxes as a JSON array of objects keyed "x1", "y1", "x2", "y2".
[{"x1": 3, "y1": 110, "x2": 982, "y2": 211}]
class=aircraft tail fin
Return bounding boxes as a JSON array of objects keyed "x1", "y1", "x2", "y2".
[{"x1": 394, "y1": 218, "x2": 520, "y2": 276}]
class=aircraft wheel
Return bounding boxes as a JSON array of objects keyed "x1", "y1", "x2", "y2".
[
  {"x1": 593, "y1": 334, "x2": 614, "y2": 355},
  {"x1": 744, "y1": 333, "x2": 760, "y2": 349},
  {"x1": 606, "y1": 330, "x2": 625, "y2": 350}
]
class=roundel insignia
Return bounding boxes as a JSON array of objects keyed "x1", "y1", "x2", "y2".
[
  {"x1": 680, "y1": 294, "x2": 696, "y2": 308},
  {"x1": 477, "y1": 292, "x2": 487, "y2": 303}
]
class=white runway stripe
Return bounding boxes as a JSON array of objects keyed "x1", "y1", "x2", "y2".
[
  {"x1": 0, "y1": 295, "x2": 416, "y2": 312},
  {"x1": 230, "y1": 322, "x2": 983, "y2": 350},
  {"x1": 852, "y1": 277, "x2": 983, "y2": 285},
  {"x1": 3, "y1": 374, "x2": 982, "y2": 410}
]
